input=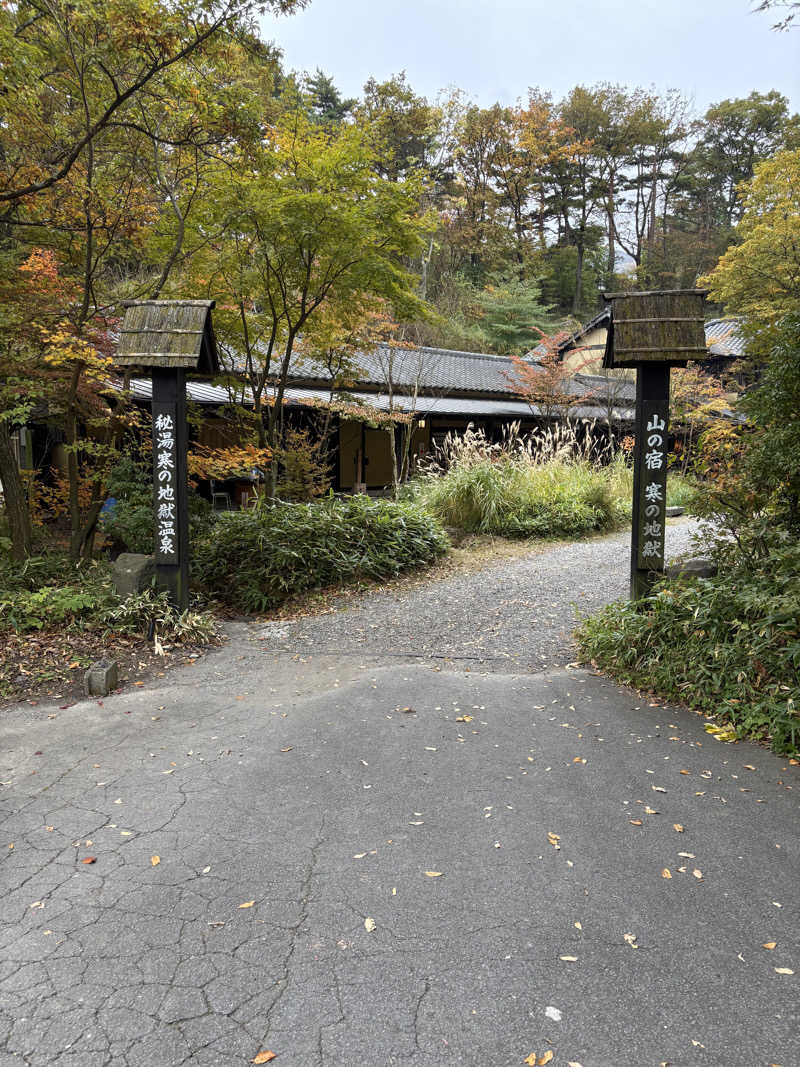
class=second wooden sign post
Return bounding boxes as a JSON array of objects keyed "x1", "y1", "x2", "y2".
[{"x1": 602, "y1": 289, "x2": 708, "y2": 600}]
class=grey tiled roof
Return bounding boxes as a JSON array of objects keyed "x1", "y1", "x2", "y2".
[
  {"x1": 704, "y1": 318, "x2": 746, "y2": 357},
  {"x1": 220, "y1": 343, "x2": 523, "y2": 396}
]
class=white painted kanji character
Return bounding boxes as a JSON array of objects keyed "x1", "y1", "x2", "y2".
[
  {"x1": 157, "y1": 502, "x2": 175, "y2": 520},
  {"x1": 643, "y1": 521, "x2": 662, "y2": 537},
  {"x1": 645, "y1": 483, "x2": 663, "y2": 503},
  {"x1": 645, "y1": 504, "x2": 659, "y2": 518},
  {"x1": 642, "y1": 541, "x2": 660, "y2": 558},
  {"x1": 155, "y1": 413, "x2": 174, "y2": 431},
  {"x1": 647, "y1": 414, "x2": 666, "y2": 432},
  {"x1": 645, "y1": 450, "x2": 664, "y2": 471},
  {"x1": 157, "y1": 451, "x2": 174, "y2": 470},
  {"x1": 158, "y1": 486, "x2": 174, "y2": 500},
  {"x1": 647, "y1": 433, "x2": 663, "y2": 448}
]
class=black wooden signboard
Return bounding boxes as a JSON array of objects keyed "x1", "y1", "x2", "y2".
[
  {"x1": 117, "y1": 300, "x2": 218, "y2": 612},
  {"x1": 601, "y1": 289, "x2": 709, "y2": 600}
]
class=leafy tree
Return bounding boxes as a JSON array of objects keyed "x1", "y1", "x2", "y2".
[{"x1": 304, "y1": 69, "x2": 356, "y2": 124}]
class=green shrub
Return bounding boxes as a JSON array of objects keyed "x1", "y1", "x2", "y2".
[
  {"x1": 193, "y1": 494, "x2": 449, "y2": 612},
  {"x1": 0, "y1": 561, "x2": 115, "y2": 632},
  {"x1": 576, "y1": 536, "x2": 800, "y2": 754},
  {"x1": 104, "y1": 588, "x2": 218, "y2": 645},
  {"x1": 416, "y1": 454, "x2": 630, "y2": 539},
  {"x1": 666, "y1": 473, "x2": 698, "y2": 511}
]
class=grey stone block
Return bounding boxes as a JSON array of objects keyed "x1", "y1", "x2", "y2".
[
  {"x1": 666, "y1": 557, "x2": 717, "y2": 580},
  {"x1": 84, "y1": 659, "x2": 119, "y2": 697},
  {"x1": 112, "y1": 553, "x2": 155, "y2": 598},
  {"x1": 665, "y1": 505, "x2": 685, "y2": 517}
]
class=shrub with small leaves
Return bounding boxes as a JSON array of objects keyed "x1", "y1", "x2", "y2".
[{"x1": 193, "y1": 494, "x2": 448, "y2": 612}]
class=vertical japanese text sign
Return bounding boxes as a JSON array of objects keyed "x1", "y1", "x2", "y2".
[
  {"x1": 636, "y1": 392, "x2": 669, "y2": 570},
  {"x1": 152, "y1": 403, "x2": 179, "y2": 564}
]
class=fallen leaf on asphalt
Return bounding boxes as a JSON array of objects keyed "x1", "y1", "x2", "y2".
[
  {"x1": 239, "y1": 900, "x2": 255, "y2": 908},
  {"x1": 652, "y1": 786, "x2": 667, "y2": 793},
  {"x1": 252, "y1": 1053, "x2": 277, "y2": 1064},
  {"x1": 208, "y1": 921, "x2": 225, "y2": 928},
  {"x1": 547, "y1": 832, "x2": 561, "y2": 850},
  {"x1": 559, "y1": 955, "x2": 577, "y2": 962},
  {"x1": 645, "y1": 806, "x2": 659, "y2": 815},
  {"x1": 623, "y1": 933, "x2": 638, "y2": 948},
  {"x1": 364, "y1": 917, "x2": 376, "y2": 932},
  {"x1": 400, "y1": 707, "x2": 416, "y2": 714},
  {"x1": 424, "y1": 746, "x2": 437, "y2": 752},
  {"x1": 774, "y1": 968, "x2": 794, "y2": 975},
  {"x1": 704, "y1": 724, "x2": 736, "y2": 742},
  {"x1": 662, "y1": 869, "x2": 672, "y2": 879},
  {"x1": 692, "y1": 869, "x2": 703, "y2": 880},
  {"x1": 524, "y1": 1052, "x2": 553, "y2": 1066},
  {"x1": 424, "y1": 871, "x2": 443, "y2": 878},
  {"x1": 691, "y1": 1040, "x2": 705, "y2": 1048},
  {"x1": 763, "y1": 942, "x2": 777, "y2": 950},
  {"x1": 678, "y1": 851, "x2": 695, "y2": 858},
  {"x1": 455, "y1": 715, "x2": 473, "y2": 723},
  {"x1": 744, "y1": 764, "x2": 756, "y2": 771},
  {"x1": 280, "y1": 747, "x2": 293, "y2": 753},
  {"x1": 30, "y1": 901, "x2": 44, "y2": 909},
  {"x1": 567, "y1": 1062, "x2": 584, "y2": 1067},
  {"x1": 81, "y1": 857, "x2": 96, "y2": 865},
  {"x1": 409, "y1": 821, "x2": 424, "y2": 826},
  {"x1": 574, "y1": 921, "x2": 582, "y2": 930},
  {"x1": 150, "y1": 855, "x2": 160, "y2": 867},
  {"x1": 673, "y1": 824, "x2": 684, "y2": 832},
  {"x1": 679, "y1": 769, "x2": 690, "y2": 775},
  {"x1": 353, "y1": 852, "x2": 367, "y2": 859},
  {"x1": 202, "y1": 866, "x2": 211, "y2": 874},
  {"x1": 572, "y1": 757, "x2": 587, "y2": 764},
  {"x1": 629, "y1": 819, "x2": 643, "y2": 826}
]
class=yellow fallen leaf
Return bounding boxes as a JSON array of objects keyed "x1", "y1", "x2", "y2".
[
  {"x1": 424, "y1": 871, "x2": 443, "y2": 877},
  {"x1": 774, "y1": 968, "x2": 794, "y2": 975},
  {"x1": 673, "y1": 824, "x2": 684, "y2": 832},
  {"x1": 679, "y1": 769, "x2": 690, "y2": 775},
  {"x1": 239, "y1": 900, "x2": 255, "y2": 908},
  {"x1": 68, "y1": 661, "x2": 81, "y2": 670},
  {"x1": 455, "y1": 715, "x2": 473, "y2": 722},
  {"x1": 623, "y1": 932, "x2": 638, "y2": 948},
  {"x1": 567, "y1": 1062, "x2": 584, "y2": 1067},
  {"x1": 252, "y1": 1053, "x2": 277, "y2": 1064},
  {"x1": 691, "y1": 1040, "x2": 705, "y2": 1048},
  {"x1": 662, "y1": 868, "x2": 672, "y2": 879},
  {"x1": 744, "y1": 764, "x2": 755, "y2": 770},
  {"x1": 762, "y1": 942, "x2": 777, "y2": 950},
  {"x1": 150, "y1": 855, "x2": 160, "y2": 867},
  {"x1": 692, "y1": 869, "x2": 703, "y2": 880},
  {"x1": 524, "y1": 1056, "x2": 536, "y2": 1067},
  {"x1": 652, "y1": 786, "x2": 667, "y2": 793},
  {"x1": 574, "y1": 921, "x2": 582, "y2": 930},
  {"x1": 547, "y1": 832, "x2": 561, "y2": 850},
  {"x1": 353, "y1": 852, "x2": 367, "y2": 859},
  {"x1": 559, "y1": 955, "x2": 577, "y2": 962},
  {"x1": 364, "y1": 917, "x2": 376, "y2": 932},
  {"x1": 629, "y1": 819, "x2": 643, "y2": 826},
  {"x1": 524, "y1": 1053, "x2": 553, "y2": 1066},
  {"x1": 645, "y1": 806, "x2": 659, "y2": 815}
]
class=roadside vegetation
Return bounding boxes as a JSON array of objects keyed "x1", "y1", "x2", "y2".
[{"x1": 578, "y1": 151, "x2": 800, "y2": 756}]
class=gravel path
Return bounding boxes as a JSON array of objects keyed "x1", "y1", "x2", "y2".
[{"x1": 251, "y1": 518, "x2": 699, "y2": 672}]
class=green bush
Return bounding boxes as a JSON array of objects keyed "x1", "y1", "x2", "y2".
[
  {"x1": 193, "y1": 494, "x2": 449, "y2": 612},
  {"x1": 576, "y1": 536, "x2": 800, "y2": 754},
  {"x1": 0, "y1": 560, "x2": 116, "y2": 632},
  {"x1": 104, "y1": 588, "x2": 218, "y2": 645},
  {"x1": 666, "y1": 472, "x2": 698, "y2": 511},
  {"x1": 416, "y1": 454, "x2": 630, "y2": 539}
]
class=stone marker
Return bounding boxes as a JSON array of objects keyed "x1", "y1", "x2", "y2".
[
  {"x1": 665, "y1": 557, "x2": 717, "y2": 580},
  {"x1": 84, "y1": 659, "x2": 119, "y2": 697},
  {"x1": 665, "y1": 505, "x2": 685, "y2": 517},
  {"x1": 112, "y1": 553, "x2": 155, "y2": 598}
]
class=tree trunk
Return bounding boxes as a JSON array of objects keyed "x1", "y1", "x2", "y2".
[
  {"x1": 573, "y1": 235, "x2": 585, "y2": 314},
  {"x1": 0, "y1": 421, "x2": 32, "y2": 559}
]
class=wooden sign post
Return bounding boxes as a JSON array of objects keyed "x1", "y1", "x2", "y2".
[
  {"x1": 602, "y1": 290, "x2": 708, "y2": 600},
  {"x1": 115, "y1": 300, "x2": 219, "y2": 611}
]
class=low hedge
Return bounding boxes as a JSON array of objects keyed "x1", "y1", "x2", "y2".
[
  {"x1": 576, "y1": 540, "x2": 800, "y2": 754},
  {"x1": 192, "y1": 495, "x2": 449, "y2": 612}
]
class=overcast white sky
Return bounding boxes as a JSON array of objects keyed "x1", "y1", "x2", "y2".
[{"x1": 261, "y1": 0, "x2": 799, "y2": 114}]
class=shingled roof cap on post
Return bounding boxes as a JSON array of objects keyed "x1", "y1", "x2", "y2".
[{"x1": 116, "y1": 299, "x2": 219, "y2": 375}]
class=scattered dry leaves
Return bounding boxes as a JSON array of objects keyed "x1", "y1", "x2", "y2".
[{"x1": 252, "y1": 1053, "x2": 277, "y2": 1064}]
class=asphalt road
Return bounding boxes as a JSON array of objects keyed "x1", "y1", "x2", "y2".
[{"x1": 1, "y1": 522, "x2": 798, "y2": 1067}]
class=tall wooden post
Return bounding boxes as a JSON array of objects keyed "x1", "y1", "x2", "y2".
[
  {"x1": 151, "y1": 368, "x2": 190, "y2": 611},
  {"x1": 631, "y1": 364, "x2": 670, "y2": 600},
  {"x1": 600, "y1": 288, "x2": 709, "y2": 602}
]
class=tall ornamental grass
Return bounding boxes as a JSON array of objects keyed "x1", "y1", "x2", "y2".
[{"x1": 411, "y1": 425, "x2": 633, "y2": 539}]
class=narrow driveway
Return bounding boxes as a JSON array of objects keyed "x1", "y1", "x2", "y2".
[{"x1": 1, "y1": 522, "x2": 797, "y2": 1067}]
